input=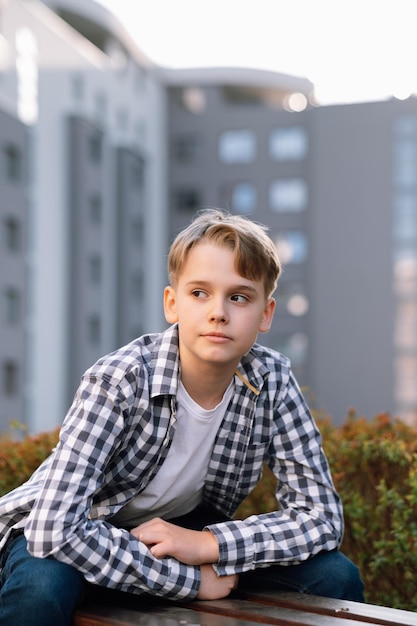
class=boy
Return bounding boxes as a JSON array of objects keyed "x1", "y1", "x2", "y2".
[{"x1": 0, "y1": 209, "x2": 364, "y2": 625}]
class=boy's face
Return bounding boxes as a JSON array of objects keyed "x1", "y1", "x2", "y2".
[{"x1": 164, "y1": 241, "x2": 275, "y2": 375}]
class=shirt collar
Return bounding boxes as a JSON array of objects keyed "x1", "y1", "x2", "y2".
[
  {"x1": 149, "y1": 324, "x2": 270, "y2": 398},
  {"x1": 149, "y1": 324, "x2": 181, "y2": 398}
]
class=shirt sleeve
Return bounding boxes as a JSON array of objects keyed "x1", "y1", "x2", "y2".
[
  {"x1": 24, "y1": 374, "x2": 200, "y2": 600},
  {"x1": 207, "y1": 371, "x2": 343, "y2": 576}
]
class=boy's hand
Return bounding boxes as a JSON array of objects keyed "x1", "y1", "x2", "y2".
[
  {"x1": 198, "y1": 564, "x2": 238, "y2": 599},
  {"x1": 130, "y1": 518, "x2": 219, "y2": 565}
]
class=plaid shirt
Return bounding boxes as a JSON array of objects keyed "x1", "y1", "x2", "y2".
[{"x1": 0, "y1": 325, "x2": 343, "y2": 600}]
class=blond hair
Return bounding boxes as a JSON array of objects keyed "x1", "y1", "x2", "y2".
[{"x1": 168, "y1": 209, "x2": 281, "y2": 298}]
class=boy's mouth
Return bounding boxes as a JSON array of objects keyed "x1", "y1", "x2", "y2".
[{"x1": 203, "y1": 332, "x2": 231, "y2": 341}]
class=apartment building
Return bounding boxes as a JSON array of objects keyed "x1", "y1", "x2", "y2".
[
  {"x1": 0, "y1": 0, "x2": 167, "y2": 432},
  {"x1": 0, "y1": 107, "x2": 28, "y2": 432},
  {"x1": 1, "y1": 0, "x2": 417, "y2": 432},
  {"x1": 165, "y1": 74, "x2": 417, "y2": 424},
  {"x1": 165, "y1": 69, "x2": 313, "y2": 387}
]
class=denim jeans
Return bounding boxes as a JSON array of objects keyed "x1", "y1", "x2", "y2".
[
  {"x1": 170, "y1": 504, "x2": 365, "y2": 600},
  {"x1": 0, "y1": 532, "x2": 85, "y2": 626},
  {"x1": 0, "y1": 509, "x2": 364, "y2": 626}
]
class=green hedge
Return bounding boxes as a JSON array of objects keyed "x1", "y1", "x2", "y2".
[
  {"x1": 1, "y1": 413, "x2": 416, "y2": 610},
  {"x1": 236, "y1": 411, "x2": 417, "y2": 610},
  {"x1": 0, "y1": 427, "x2": 60, "y2": 496}
]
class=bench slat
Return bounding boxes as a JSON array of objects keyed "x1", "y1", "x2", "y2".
[
  {"x1": 188, "y1": 597, "x2": 376, "y2": 625},
  {"x1": 73, "y1": 598, "x2": 372, "y2": 626},
  {"x1": 73, "y1": 601, "x2": 278, "y2": 626},
  {"x1": 236, "y1": 591, "x2": 417, "y2": 626},
  {"x1": 73, "y1": 593, "x2": 417, "y2": 626}
]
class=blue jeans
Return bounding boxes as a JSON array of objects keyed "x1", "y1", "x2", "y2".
[
  {"x1": 0, "y1": 533, "x2": 85, "y2": 626},
  {"x1": 170, "y1": 505, "x2": 365, "y2": 600},
  {"x1": 0, "y1": 513, "x2": 364, "y2": 626}
]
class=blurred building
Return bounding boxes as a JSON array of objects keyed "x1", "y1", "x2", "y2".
[
  {"x1": 1, "y1": 0, "x2": 417, "y2": 432},
  {"x1": 0, "y1": 0, "x2": 168, "y2": 433},
  {"x1": 0, "y1": 107, "x2": 28, "y2": 432},
  {"x1": 165, "y1": 75, "x2": 417, "y2": 424}
]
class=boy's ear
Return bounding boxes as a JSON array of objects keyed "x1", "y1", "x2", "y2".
[
  {"x1": 164, "y1": 286, "x2": 179, "y2": 324},
  {"x1": 259, "y1": 298, "x2": 275, "y2": 334}
]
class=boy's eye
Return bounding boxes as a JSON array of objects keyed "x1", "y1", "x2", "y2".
[
  {"x1": 192, "y1": 290, "x2": 207, "y2": 299},
  {"x1": 230, "y1": 294, "x2": 248, "y2": 303}
]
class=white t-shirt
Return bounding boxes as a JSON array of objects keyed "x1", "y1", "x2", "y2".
[{"x1": 109, "y1": 379, "x2": 234, "y2": 528}]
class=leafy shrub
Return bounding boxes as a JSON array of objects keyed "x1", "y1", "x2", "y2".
[
  {"x1": 236, "y1": 411, "x2": 417, "y2": 611},
  {"x1": 318, "y1": 411, "x2": 417, "y2": 610},
  {"x1": 0, "y1": 428, "x2": 60, "y2": 496},
  {"x1": 1, "y1": 414, "x2": 417, "y2": 610}
]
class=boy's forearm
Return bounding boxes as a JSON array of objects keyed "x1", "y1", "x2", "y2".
[
  {"x1": 206, "y1": 506, "x2": 343, "y2": 576},
  {"x1": 25, "y1": 520, "x2": 201, "y2": 599},
  {"x1": 129, "y1": 520, "x2": 238, "y2": 600},
  {"x1": 130, "y1": 519, "x2": 220, "y2": 565}
]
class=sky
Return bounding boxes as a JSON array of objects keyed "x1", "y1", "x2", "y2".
[{"x1": 97, "y1": 0, "x2": 417, "y2": 106}]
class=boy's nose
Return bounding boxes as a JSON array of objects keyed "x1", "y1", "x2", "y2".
[
  {"x1": 210, "y1": 313, "x2": 227, "y2": 323},
  {"x1": 209, "y1": 299, "x2": 228, "y2": 323}
]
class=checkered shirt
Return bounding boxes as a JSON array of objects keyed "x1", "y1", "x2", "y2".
[{"x1": 0, "y1": 324, "x2": 343, "y2": 599}]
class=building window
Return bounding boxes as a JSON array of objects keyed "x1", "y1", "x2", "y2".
[
  {"x1": 393, "y1": 140, "x2": 417, "y2": 187},
  {"x1": 181, "y1": 87, "x2": 206, "y2": 114},
  {"x1": 275, "y1": 231, "x2": 308, "y2": 264},
  {"x1": 173, "y1": 134, "x2": 200, "y2": 163},
  {"x1": 392, "y1": 118, "x2": 417, "y2": 421},
  {"x1": 231, "y1": 182, "x2": 257, "y2": 214},
  {"x1": 132, "y1": 159, "x2": 145, "y2": 188},
  {"x1": 218, "y1": 130, "x2": 256, "y2": 164},
  {"x1": 4, "y1": 217, "x2": 21, "y2": 252},
  {"x1": 269, "y1": 126, "x2": 308, "y2": 161},
  {"x1": 276, "y1": 333, "x2": 309, "y2": 367},
  {"x1": 131, "y1": 272, "x2": 143, "y2": 298},
  {"x1": 393, "y1": 255, "x2": 417, "y2": 297},
  {"x1": 88, "y1": 314, "x2": 101, "y2": 345},
  {"x1": 89, "y1": 194, "x2": 102, "y2": 225},
  {"x1": 287, "y1": 293, "x2": 309, "y2": 316},
  {"x1": 134, "y1": 120, "x2": 146, "y2": 145},
  {"x1": 4, "y1": 287, "x2": 21, "y2": 323},
  {"x1": 279, "y1": 283, "x2": 309, "y2": 317},
  {"x1": 89, "y1": 132, "x2": 102, "y2": 163},
  {"x1": 394, "y1": 116, "x2": 417, "y2": 136},
  {"x1": 116, "y1": 108, "x2": 128, "y2": 132},
  {"x1": 71, "y1": 73, "x2": 84, "y2": 101},
  {"x1": 131, "y1": 217, "x2": 144, "y2": 246},
  {"x1": 3, "y1": 360, "x2": 18, "y2": 395},
  {"x1": 270, "y1": 178, "x2": 308, "y2": 213},
  {"x1": 175, "y1": 188, "x2": 202, "y2": 212},
  {"x1": 394, "y1": 301, "x2": 417, "y2": 349},
  {"x1": 95, "y1": 92, "x2": 107, "y2": 122},
  {"x1": 3, "y1": 145, "x2": 22, "y2": 181},
  {"x1": 89, "y1": 255, "x2": 101, "y2": 285},
  {"x1": 134, "y1": 63, "x2": 146, "y2": 93},
  {"x1": 393, "y1": 194, "x2": 417, "y2": 247},
  {"x1": 395, "y1": 355, "x2": 417, "y2": 405}
]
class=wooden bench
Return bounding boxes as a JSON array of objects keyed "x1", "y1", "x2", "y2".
[{"x1": 73, "y1": 589, "x2": 417, "y2": 626}]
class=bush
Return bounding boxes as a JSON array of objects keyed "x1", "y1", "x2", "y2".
[
  {"x1": 0, "y1": 428, "x2": 60, "y2": 496},
  {"x1": 236, "y1": 411, "x2": 417, "y2": 611},
  {"x1": 318, "y1": 411, "x2": 417, "y2": 610},
  {"x1": 1, "y1": 414, "x2": 416, "y2": 610}
]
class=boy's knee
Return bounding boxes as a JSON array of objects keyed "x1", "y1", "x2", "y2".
[
  {"x1": 26, "y1": 557, "x2": 85, "y2": 614},
  {"x1": 340, "y1": 558, "x2": 364, "y2": 601},
  {"x1": 315, "y1": 551, "x2": 364, "y2": 601},
  {"x1": 1, "y1": 536, "x2": 85, "y2": 623},
  {"x1": 29, "y1": 558, "x2": 83, "y2": 594}
]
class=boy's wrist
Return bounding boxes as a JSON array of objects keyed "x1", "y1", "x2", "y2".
[{"x1": 202, "y1": 529, "x2": 220, "y2": 563}]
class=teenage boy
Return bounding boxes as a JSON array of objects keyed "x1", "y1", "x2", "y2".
[{"x1": 0, "y1": 209, "x2": 364, "y2": 625}]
